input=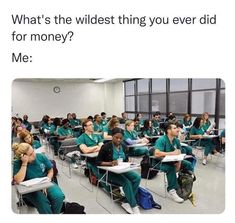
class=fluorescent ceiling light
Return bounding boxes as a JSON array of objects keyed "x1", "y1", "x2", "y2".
[{"x1": 93, "y1": 78, "x2": 114, "y2": 83}]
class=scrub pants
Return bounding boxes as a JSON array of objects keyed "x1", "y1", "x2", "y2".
[
  {"x1": 193, "y1": 139, "x2": 215, "y2": 156},
  {"x1": 107, "y1": 171, "x2": 141, "y2": 208},
  {"x1": 49, "y1": 138, "x2": 61, "y2": 155},
  {"x1": 181, "y1": 145, "x2": 193, "y2": 155},
  {"x1": 23, "y1": 183, "x2": 65, "y2": 214},
  {"x1": 129, "y1": 146, "x2": 149, "y2": 156},
  {"x1": 160, "y1": 160, "x2": 193, "y2": 192}
]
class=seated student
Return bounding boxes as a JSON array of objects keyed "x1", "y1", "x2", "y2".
[
  {"x1": 142, "y1": 119, "x2": 159, "y2": 146},
  {"x1": 190, "y1": 117, "x2": 219, "y2": 165},
  {"x1": 201, "y1": 112, "x2": 215, "y2": 133},
  {"x1": 154, "y1": 122, "x2": 194, "y2": 203},
  {"x1": 22, "y1": 115, "x2": 32, "y2": 132},
  {"x1": 76, "y1": 119, "x2": 104, "y2": 177},
  {"x1": 12, "y1": 143, "x2": 65, "y2": 214},
  {"x1": 19, "y1": 129, "x2": 44, "y2": 151},
  {"x1": 71, "y1": 113, "x2": 80, "y2": 126},
  {"x1": 57, "y1": 119, "x2": 74, "y2": 140},
  {"x1": 69, "y1": 113, "x2": 81, "y2": 137},
  {"x1": 103, "y1": 117, "x2": 120, "y2": 140},
  {"x1": 93, "y1": 114, "x2": 103, "y2": 133},
  {"x1": 133, "y1": 118, "x2": 141, "y2": 133},
  {"x1": 96, "y1": 127, "x2": 141, "y2": 214},
  {"x1": 123, "y1": 120, "x2": 149, "y2": 156},
  {"x1": 152, "y1": 111, "x2": 162, "y2": 129},
  {"x1": 119, "y1": 112, "x2": 128, "y2": 124},
  {"x1": 182, "y1": 114, "x2": 193, "y2": 132},
  {"x1": 101, "y1": 112, "x2": 108, "y2": 126},
  {"x1": 87, "y1": 115, "x2": 94, "y2": 122},
  {"x1": 220, "y1": 129, "x2": 225, "y2": 152}
]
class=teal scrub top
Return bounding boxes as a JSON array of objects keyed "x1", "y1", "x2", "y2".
[
  {"x1": 101, "y1": 119, "x2": 108, "y2": 126},
  {"x1": 112, "y1": 144, "x2": 126, "y2": 160},
  {"x1": 155, "y1": 135, "x2": 181, "y2": 152},
  {"x1": 42, "y1": 123, "x2": 56, "y2": 134},
  {"x1": 58, "y1": 127, "x2": 73, "y2": 136},
  {"x1": 76, "y1": 133, "x2": 103, "y2": 147},
  {"x1": 70, "y1": 119, "x2": 80, "y2": 127},
  {"x1": 183, "y1": 120, "x2": 192, "y2": 127},
  {"x1": 152, "y1": 120, "x2": 160, "y2": 128},
  {"x1": 103, "y1": 126, "x2": 112, "y2": 135},
  {"x1": 202, "y1": 120, "x2": 211, "y2": 132},
  {"x1": 143, "y1": 128, "x2": 157, "y2": 137},
  {"x1": 123, "y1": 130, "x2": 139, "y2": 141},
  {"x1": 93, "y1": 122, "x2": 103, "y2": 132},
  {"x1": 190, "y1": 126, "x2": 205, "y2": 135},
  {"x1": 220, "y1": 129, "x2": 225, "y2": 138},
  {"x1": 32, "y1": 140, "x2": 42, "y2": 149},
  {"x1": 13, "y1": 153, "x2": 52, "y2": 180}
]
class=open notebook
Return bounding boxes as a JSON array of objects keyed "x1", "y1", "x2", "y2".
[
  {"x1": 162, "y1": 154, "x2": 186, "y2": 162},
  {"x1": 19, "y1": 177, "x2": 51, "y2": 187}
]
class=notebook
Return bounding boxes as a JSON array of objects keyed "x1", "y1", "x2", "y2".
[
  {"x1": 162, "y1": 154, "x2": 186, "y2": 162},
  {"x1": 19, "y1": 177, "x2": 50, "y2": 187}
]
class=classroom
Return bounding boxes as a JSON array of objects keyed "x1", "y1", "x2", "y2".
[{"x1": 11, "y1": 78, "x2": 225, "y2": 214}]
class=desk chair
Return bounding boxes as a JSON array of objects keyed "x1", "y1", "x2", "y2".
[
  {"x1": 144, "y1": 157, "x2": 167, "y2": 198},
  {"x1": 96, "y1": 171, "x2": 124, "y2": 214},
  {"x1": 58, "y1": 138, "x2": 79, "y2": 178}
]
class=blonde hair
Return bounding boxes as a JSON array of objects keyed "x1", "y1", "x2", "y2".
[
  {"x1": 18, "y1": 129, "x2": 33, "y2": 144},
  {"x1": 12, "y1": 143, "x2": 31, "y2": 159},
  {"x1": 125, "y1": 120, "x2": 134, "y2": 129}
]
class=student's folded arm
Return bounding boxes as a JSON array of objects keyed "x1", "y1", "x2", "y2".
[
  {"x1": 79, "y1": 144, "x2": 97, "y2": 153},
  {"x1": 47, "y1": 168, "x2": 54, "y2": 181},
  {"x1": 125, "y1": 138, "x2": 139, "y2": 145},
  {"x1": 103, "y1": 132, "x2": 112, "y2": 140}
]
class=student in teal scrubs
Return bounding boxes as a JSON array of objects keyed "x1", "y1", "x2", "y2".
[
  {"x1": 183, "y1": 114, "x2": 193, "y2": 132},
  {"x1": 201, "y1": 112, "x2": 214, "y2": 133},
  {"x1": 97, "y1": 128, "x2": 141, "y2": 214},
  {"x1": 57, "y1": 119, "x2": 74, "y2": 140},
  {"x1": 19, "y1": 130, "x2": 43, "y2": 150},
  {"x1": 93, "y1": 114, "x2": 104, "y2": 133},
  {"x1": 69, "y1": 113, "x2": 81, "y2": 137},
  {"x1": 103, "y1": 117, "x2": 120, "y2": 140},
  {"x1": 133, "y1": 118, "x2": 141, "y2": 133},
  {"x1": 22, "y1": 115, "x2": 32, "y2": 132},
  {"x1": 101, "y1": 112, "x2": 108, "y2": 126},
  {"x1": 123, "y1": 120, "x2": 149, "y2": 156},
  {"x1": 154, "y1": 123, "x2": 193, "y2": 203},
  {"x1": 142, "y1": 119, "x2": 159, "y2": 146},
  {"x1": 190, "y1": 117, "x2": 218, "y2": 165},
  {"x1": 12, "y1": 143, "x2": 65, "y2": 214},
  {"x1": 76, "y1": 119, "x2": 104, "y2": 177},
  {"x1": 152, "y1": 111, "x2": 162, "y2": 130}
]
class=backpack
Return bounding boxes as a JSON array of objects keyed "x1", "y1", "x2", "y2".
[
  {"x1": 61, "y1": 202, "x2": 86, "y2": 214},
  {"x1": 177, "y1": 171, "x2": 196, "y2": 200},
  {"x1": 140, "y1": 156, "x2": 158, "y2": 179},
  {"x1": 137, "y1": 187, "x2": 161, "y2": 210}
]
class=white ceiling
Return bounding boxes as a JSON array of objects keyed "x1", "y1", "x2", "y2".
[{"x1": 13, "y1": 78, "x2": 130, "y2": 83}]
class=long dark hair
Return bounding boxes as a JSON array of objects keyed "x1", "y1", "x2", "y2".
[{"x1": 193, "y1": 117, "x2": 203, "y2": 129}]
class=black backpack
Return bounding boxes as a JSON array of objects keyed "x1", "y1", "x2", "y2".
[
  {"x1": 140, "y1": 155, "x2": 158, "y2": 179},
  {"x1": 61, "y1": 202, "x2": 86, "y2": 214},
  {"x1": 177, "y1": 171, "x2": 196, "y2": 200}
]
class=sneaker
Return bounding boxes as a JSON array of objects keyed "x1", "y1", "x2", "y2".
[
  {"x1": 119, "y1": 187, "x2": 125, "y2": 196},
  {"x1": 168, "y1": 189, "x2": 184, "y2": 203},
  {"x1": 121, "y1": 202, "x2": 133, "y2": 214},
  {"x1": 202, "y1": 159, "x2": 207, "y2": 165},
  {"x1": 132, "y1": 206, "x2": 140, "y2": 214},
  {"x1": 72, "y1": 163, "x2": 79, "y2": 169}
]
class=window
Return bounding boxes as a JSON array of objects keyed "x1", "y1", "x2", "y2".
[
  {"x1": 191, "y1": 91, "x2": 216, "y2": 114},
  {"x1": 126, "y1": 113, "x2": 135, "y2": 120},
  {"x1": 137, "y1": 79, "x2": 149, "y2": 94},
  {"x1": 125, "y1": 96, "x2": 135, "y2": 111},
  {"x1": 125, "y1": 81, "x2": 135, "y2": 95},
  {"x1": 192, "y1": 79, "x2": 216, "y2": 90},
  {"x1": 137, "y1": 95, "x2": 149, "y2": 112},
  {"x1": 220, "y1": 79, "x2": 225, "y2": 88},
  {"x1": 152, "y1": 94, "x2": 166, "y2": 113},
  {"x1": 170, "y1": 79, "x2": 188, "y2": 92},
  {"x1": 220, "y1": 89, "x2": 225, "y2": 116},
  {"x1": 152, "y1": 79, "x2": 166, "y2": 93},
  {"x1": 169, "y1": 92, "x2": 188, "y2": 113}
]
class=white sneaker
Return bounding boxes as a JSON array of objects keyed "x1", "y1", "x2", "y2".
[
  {"x1": 168, "y1": 189, "x2": 184, "y2": 203},
  {"x1": 132, "y1": 206, "x2": 140, "y2": 214},
  {"x1": 121, "y1": 202, "x2": 133, "y2": 214},
  {"x1": 119, "y1": 187, "x2": 125, "y2": 196},
  {"x1": 202, "y1": 159, "x2": 207, "y2": 165},
  {"x1": 72, "y1": 163, "x2": 79, "y2": 169}
]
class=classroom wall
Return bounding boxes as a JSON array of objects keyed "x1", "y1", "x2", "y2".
[{"x1": 12, "y1": 80, "x2": 124, "y2": 121}]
